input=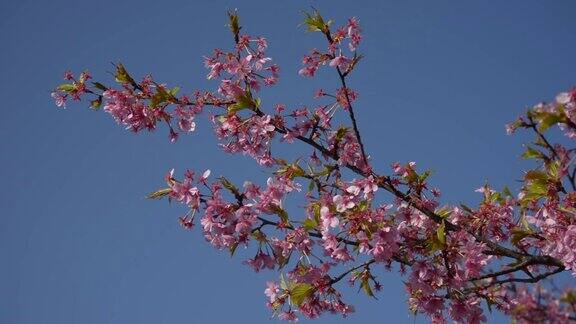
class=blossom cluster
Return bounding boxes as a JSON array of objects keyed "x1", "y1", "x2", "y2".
[
  {"x1": 52, "y1": 9, "x2": 576, "y2": 323},
  {"x1": 506, "y1": 88, "x2": 576, "y2": 139},
  {"x1": 50, "y1": 67, "x2": 210, "y2": 141},
  {"x1": 51, "y1": 70, "x2": 91, "y2": 107}
]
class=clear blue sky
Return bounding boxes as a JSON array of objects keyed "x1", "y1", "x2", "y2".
[{"x1": 2, "y1": 1, "x2": 576, "y2": 323}]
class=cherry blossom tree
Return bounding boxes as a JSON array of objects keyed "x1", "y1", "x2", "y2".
[{"x1": 51, "y1": 10, "x2": 576, "y2": 323}]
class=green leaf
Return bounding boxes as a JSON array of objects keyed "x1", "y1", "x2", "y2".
[
  {"x1": 229, "y1": 242, "x2": 239, "y2": 257},
  {"x1": 335, "y1": 127, "x2": 348, "y2": 141},
  {"x1": 459, "y1": 204, "x2": 474, "y2": 214},
  {"x1": 147, "y1": 188, "x2": 172, "y2": 199},
  {"x1": 525, "y1": 170, "x2": 548, "y2": 182},
  {"x1": 169, "y1": 87, "x2": 180, "y2": 96},
  {"x1": 227, "y1": 10, "x2": 240, "y2": 36},
  {"x1": 361, "y1": 278, "x2": 374, "y2": 297},
  {"x1": 315, "y1": 167, "x2": 332, "y2": 177},
  {"x1": 302, "y1": 10, "x2": 331, "y2": 33},
  {"x1": 217, "y1": 115, "x2": 227, "y2": 123},
  {"x1": 150, "y1": 86, "x2": 172, "y2": 108},
  {"x1": 219, "y1": 177, "x2": 241, "y2": 197},
  {"x1": 271, "y1": 205, "x2": 289, "y2": 223},
  {"x1": 419, "y1": 170, "x2": 432, "y2": 182},
  {"x1": 92, "y1": 82, "x2": 108, "y2": 91},
  {"x1": 90, "y1": 96, "x2": 102, "y2": 110},
  {"x1": 489, "y1": 191, "x2": 504, "y2": 204},
  {"x1": 251, "y1": 230, "x2": 266, "y2": 242},
  {"x1": 307, "y1": 180, "x2": 315, "y2": 192},
  {"x1": 291, "y1": 164, "x2": 306, "y2": 178},
  {"x1": 57, "y1": 84, "x2": 76, "y2": 92},
  {"x1": 511, "y1": 227, "x2": 533, "y2": 246},
  {"x1": 520, "y1": 180, "x2": 548, "y2": 205},
  {"x1": 115, "y1": 63, "x2": 135, "y2": 85},
  {"x1": 427, "y1": 222, "x2": 446, "y2": 253},
  {"x1": 527, "y1": 180, "x2": 547, "y2": 195},
  {"x1": 278, "y1": 274, "x2": 288, "y2": 292},
  {"x1": 534, "y1": 136, "x2": 548, "y2": 149},
  {"x1": 290, "y1": 283, "x2": 314, "y2": 307},
  {"x1": 357, "y1": 200, "x2": 369, "y2": 212},
  {"x1": 405, "y1": 169, "x2": 418, "y2": 183},
  {"x1": 548, "y1": 160, "x2": 561, "y2": 179},
  {"x1": 227, "y1": 91, "x2": 258, "y2": 113},
  {"x1": 276, "y1": 162, "x2": 306, "y2": 180},
  {"x1": 502, "y1": 186, "x2": 513, "y2": 198},
  {"x1": 561, "y1": 291, "x2": 576, "y2": 303},
  {"x1": 521, "y1": 146, "x2": 544, "y2": 160},
  {"x1": 312, "y1": 203, "x2": 321, "y2": 224},
  {"x1": 435, "y1": 207, "x2": 452, "y2": 218},
  {"x1": 276, "y1": 252, "x2": 291, "y2": 269},
  {"x1": 437, "y1": 221, "x2": 446, "y2": 246},
  {"x1": 521, "y1": 170, "x2": 549, "y2": 205},
  {"x1": 303, "y1": 218, "x2": 318, "y2": 231},
  {"x1": 539, "y1": 113, "x2": 561, "y2": 132}
]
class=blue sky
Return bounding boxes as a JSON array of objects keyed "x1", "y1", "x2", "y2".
[{"x1": 2, "y1": 1, "x2": 576, "y2": 323}]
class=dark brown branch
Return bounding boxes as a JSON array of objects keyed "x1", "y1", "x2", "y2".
[
  {"x1": 469, "y1": 259, "x2": 533, "y2": 281},
  {"x1": 453, "y1": 267, "x2": 567, "y2": 300},
  {"x1": 330, "y1": 259, "x2": 375, "y2": 285},
  {"x1": 487, "y1": 266, "x2": 565, "y2": 286}
]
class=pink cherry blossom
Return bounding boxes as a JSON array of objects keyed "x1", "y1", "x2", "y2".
[{"x1": 51, "y1": 92, "x2": 66, "y2": 108}]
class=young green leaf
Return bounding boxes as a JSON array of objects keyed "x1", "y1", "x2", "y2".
[
  {"x1": 227, "y1": 10, "x2": 240, "y2": 36},
  {"x1": 114, "y1": 63, "x2": 135, "y2": 85},
  {"x1": 229, "y1": 242, "x2": 239, "y2": 257},
  {"x1": 280, "y1": 274, "x2": 288, "y2": 290},
  {"x1": 303, "y1": 218, "x2": 318, "y2": 231},
  {"x1": 57, "y1": 84, "x2": 76, "y2": 92},
  {"x1": 361, "y1": 278, "x2": 374, "y2": 297},
  {"x1": 147, "y1": 188, "x2": 172, "y2": 199},
  {"x1": 521, "y1": 146, "x2": 544, "y2": 160},
  {"x1": 538, "y1": 113, "x2": 561, "y2": 132},
  {"x1": 90, "y1": 96, "x2": 102, "y2": 110},
  {"x1": 290, "y1": 283, "x2": 314, "y2": 307},
  {"x1": 302, "y1": 9, "x2": 331, "y2": 33},
  {"x1": 437, "y1": 221, "x2": 446, "y2": 246}
]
